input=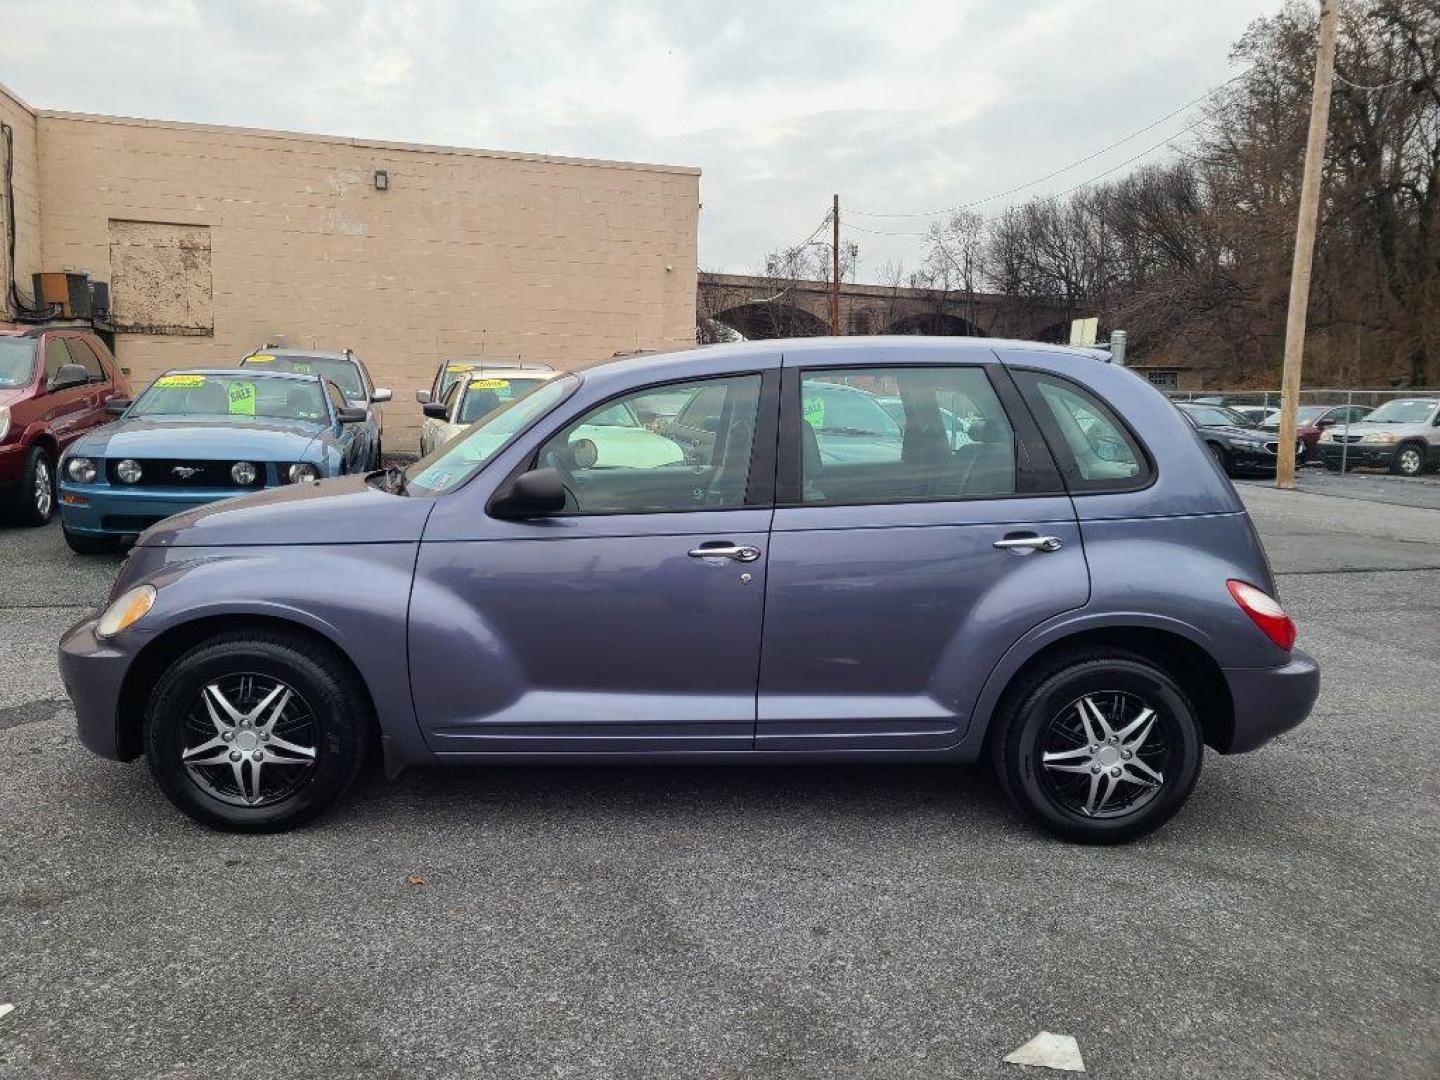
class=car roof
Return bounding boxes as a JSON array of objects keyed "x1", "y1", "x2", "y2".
[
  {"x1": 153, "y1": 367, "x2": 330, "y2": 384},
  {"x1": 442, "y1": 359, "x2": 554, "y2": 371},
  {"x1": 246, "y1": 348, "x2": 360, "y2": 362}
]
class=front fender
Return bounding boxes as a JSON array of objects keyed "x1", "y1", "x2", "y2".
[{"x1": 118, "y1": 542, "x2": 427, "y2": 761}]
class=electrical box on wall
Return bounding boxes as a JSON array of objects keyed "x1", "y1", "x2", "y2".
[{"x1": 33, "y1": 271, "x2": 92, "y2": 319}]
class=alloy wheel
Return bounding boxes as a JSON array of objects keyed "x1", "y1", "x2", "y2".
[
  {"x1": 1037, "y1": 692, "x2": 1170, "y2": 818},
  {"x1": 180, "y1": 674, "x2": 319, "y2": 807},
  {"x1": 34, "y1": 457, "x2": 52, "y2": 519},
  {"x1": 1397, "y1": 447, "x2": 1422, "y2": 476}
]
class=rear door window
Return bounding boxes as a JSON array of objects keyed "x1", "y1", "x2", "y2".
[{"x1": 790, "y1": 366, "x2": 1045, "y2": 505}]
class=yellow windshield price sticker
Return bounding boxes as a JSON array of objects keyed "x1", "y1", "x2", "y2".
[
  {"x1": 803, "y1": 395, "x2": 825, "y2": 427},
  {"x1": 156, "y1": 374, "x2": 206, "y2": 388},
  {"x1": 227, "y1": 381, "x2": 256, "y2": 416},
  {"x1": 247, "y1": 354, "x2": 275, "y2": 363},
  {"x1": 446, "y1": 364, "x2": 476, "y2": 373},
  {"x1": 470, "y1": 378, "x2": 510, "y2": 390}
]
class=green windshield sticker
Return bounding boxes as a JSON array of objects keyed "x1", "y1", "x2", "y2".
[
  {"x1": 227, "y1": 381, "x2": 256, "y2": 416},
  {"x1": 803, "y1": 395, "x2": 825, "y2": 428}
]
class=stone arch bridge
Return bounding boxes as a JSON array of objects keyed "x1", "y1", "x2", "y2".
[{"x1": 698, "y1": 272, "x2": 1071, "y2": 343}]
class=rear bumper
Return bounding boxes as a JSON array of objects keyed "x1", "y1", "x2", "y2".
[
  {"x1": 58, "y1": 615, "x2": 144, "y2": 761},
  {"x1": 1219, "y1": 649, "x2": 1320, "y2": 753},
  {"x1": 57, "y1": 482, "x2": 250, "y2": 536}
]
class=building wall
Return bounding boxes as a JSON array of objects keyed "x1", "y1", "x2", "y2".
[
  {"x1": 33, "y1": 110, "x2": 699, "y2": 445},
  {"x1": 0, "y1": 82, "x2": 42, "y2": 319}
]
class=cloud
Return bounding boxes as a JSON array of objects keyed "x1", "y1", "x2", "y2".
[{"x1": 0, "y1": 0, "x2": 1284, "y2": 277}]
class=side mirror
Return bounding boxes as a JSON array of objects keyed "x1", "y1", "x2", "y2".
[
  {"x1": 337, "y1": 406, "x2": 367, "y2": 424},
  {"x1": 415, "y1": 390, "x2": 432, "y2": 404},
  {"x1": 422, "y1": 401, "x2": 449, "y2": 420},
  {"x1": 490, "y1": 467, "x2": 566, "y2": 519},
  {"x1": 49, "y1": 363, "x2": 89, "y2": 393},
  {"x1": 371, "y1": 387, "x2": 393, "y2": 403},
  {"x1": 104, "y1": 398, "x2": 131, "y2": 416},
  {"x1": 1315, "y1": 417, "x2": 1335, "y2": 429}
]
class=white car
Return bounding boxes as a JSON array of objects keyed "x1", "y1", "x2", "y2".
[
  {"x1": 419, "y1": 371, "x2": 562, "y2": 456},
  {"x1": 419, "y1": 370, "x2": 689, "y2": 471}
]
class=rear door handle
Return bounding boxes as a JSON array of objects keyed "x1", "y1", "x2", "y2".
[
  {"x1": 993, "y1": 535, "x2": 1064, "y2": 553},
  {"x1": 688, "y1": 543, "x2": 761, "y2": 562}
]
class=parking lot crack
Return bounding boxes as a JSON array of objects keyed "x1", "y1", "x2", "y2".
[{"x1": 0, "y1": 698, "x2": 70, "y2": 732}]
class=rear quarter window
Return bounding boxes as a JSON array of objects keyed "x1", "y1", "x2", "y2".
[{"x1": 1013, "y1": 371, "x2": 1152, "y2": 493}]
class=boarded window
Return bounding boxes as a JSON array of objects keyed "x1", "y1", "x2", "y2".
[{"x1": 109, "y1": 220, "x2": 213, "y2": 335}]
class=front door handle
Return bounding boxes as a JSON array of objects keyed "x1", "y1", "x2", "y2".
[
  {"x1": 688, "y1": 543, "x2": 761, "y2": 562},
  {"x1": 993, "y1": 535, "x2": 1064, "y2": 553}
]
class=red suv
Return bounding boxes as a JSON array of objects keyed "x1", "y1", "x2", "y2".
[{"x1": 0, "y1": 326, "x2": 131, "y2": 525}]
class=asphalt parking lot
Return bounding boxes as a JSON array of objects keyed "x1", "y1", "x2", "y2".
[{"x1": 1, "y1": 484, "x2": 1437, "y2": 1079}]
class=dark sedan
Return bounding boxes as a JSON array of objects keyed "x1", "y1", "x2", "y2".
[{"x1": 1175, "y1": 402, "x2": 1303, "y2": 477}]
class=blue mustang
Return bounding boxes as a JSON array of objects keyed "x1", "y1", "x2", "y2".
[{"x1": 57, "y1": 368, "x2": 370, "y2": 553}]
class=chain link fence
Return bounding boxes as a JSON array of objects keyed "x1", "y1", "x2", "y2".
[{"x1": 1165, "y1": 387, "x2": 1440, "y2": 473}]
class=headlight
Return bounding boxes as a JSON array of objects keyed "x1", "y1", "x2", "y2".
[
  {"x1": 0, "y1": 405, "x2": 10, "y2": 443},
  {"x1": 1319, "y1": 430, "x2": 1334, "y2": 443},
  {"x1": 96, "y1": 585, "x2": 156, "y2": 639},
  {"x1": 115, "y1": 458, "x2": 143, "y2": 484},
  {"x1": 231, "y1": 461, "x2": 258, "y2": 485},
  {"x1": 1361, "y1": 432, "x2": 1398, "y2": 444},
  {"x1": 67, "y1": 456, "x2": 97, "y2": 483},
  {"x1": 287, "y1": 462, "x2": 319, "y2": 483}
]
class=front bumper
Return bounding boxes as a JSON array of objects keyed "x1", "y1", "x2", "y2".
[
  {"x1": 1318, "y1": 443, "x2": 1395, "y2": 469},
  {"x1": 57, "y1": 481, "x2": 252, "y2": 536},
  {"x1": 1219, "y1": 649, "x2": 1320, "y2": 753},
  {"x1": 0, "y1": 442, "x2": 27, "y2": 488},
  {"x1": 58, "y1": 615, "x2": 146, "y2": 761}
]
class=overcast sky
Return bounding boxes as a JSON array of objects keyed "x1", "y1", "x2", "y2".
[{"x1": 1, "y1": 0, "x2": 1284, "y2": 280}]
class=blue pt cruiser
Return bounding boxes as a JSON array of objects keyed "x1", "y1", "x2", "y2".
[
  {"x1": 57, "y1": 368, "x2": 370, "y2": 553},
  {"x1": 58, "y1": 338, "x2": 1320, "y2": 842}
]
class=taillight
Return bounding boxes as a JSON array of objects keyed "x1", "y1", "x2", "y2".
[{"x1": 1227, "y1": 580, "x2": 1296, "y2": 651}]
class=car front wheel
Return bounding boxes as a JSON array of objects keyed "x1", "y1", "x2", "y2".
[
  {"x1": 990, "y1": 651, "x2": 1204, "y2": 844},
  {"x1": 1391, "y1": 443, "x2": 1425, "y2": 477},
  {"x1": 143, "y1": 631, "x2": 370, "y2": 832},
  {"x1": 1208, "y1": 443, "x2": 1231, "y2": 476},
  {"x1": 12, "y1": 446, "x2": 55, "y2": 526}
]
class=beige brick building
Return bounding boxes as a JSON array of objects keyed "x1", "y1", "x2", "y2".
[{"x1": 0, "y1": 81, "x2": 699, "y2": 444}]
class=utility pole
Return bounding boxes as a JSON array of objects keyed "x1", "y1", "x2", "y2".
[
  {"x1": 831, "y1": 194, "x2": 841, "y2": 335},
  {"x1": 1276, "y1": 0, "x2": 1339, "y2": 490}
]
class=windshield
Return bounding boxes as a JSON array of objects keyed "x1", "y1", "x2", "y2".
[
  {"x1": 456, "y1": 376, "x2": 550, "y2": 423},
  {"x1": 243, "y1": 354, "x2": 366, "y2": 400},
  {"x1": 407, "y1": 374, "x2": 579, "y2": 494},
  {"x1": 1362, "y1": 399, "x2": 1438, "y2": 424},
  {"x1": 0, "y1": 338, "x2": 37, "y2": 388},
  {"x1": 1180, "y1": 403, "x2": 1248, "y2": 428},
  {"x1": 129, "y1": 373, "x2": 329, "y2": 422}
]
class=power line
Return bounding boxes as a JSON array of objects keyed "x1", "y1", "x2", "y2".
[
  {"x1": 838, "y1": 108, "x2": 1217, "y2": 243},
  {"x1": 848, "y1": 69, "x2": 1248, "y2": 220}
]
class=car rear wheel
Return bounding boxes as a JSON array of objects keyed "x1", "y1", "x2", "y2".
[
  {"x1": 62, "y1": 527, "x2": 121, "y2": 555},
  {"x1": 990, "y1": 651, "x2": 1204, "y2": 844},
  {"x1": 12, "y1": 446, "x2": 55, "y2": 526},
  {"x1": 1391, "y1": 443, "x2": 1425, "y2": 477},
  {"x1": 143, "y1": 631, "x2": 369, "y2": 832}
]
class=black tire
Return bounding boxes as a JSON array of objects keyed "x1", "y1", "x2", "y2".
[
  {"x1": 989, "y1": 650, "x2": 1204, "y2": 844},
  {"x1": 1391, "y1": 442, "x2": 1425, "y2": 477},
  {"x1": 143, "y1": 631, "x2": 370, "y2": 832},
  {"x1": 63, "y1": 527, "x2": 121, "y2": 555},
  {"x1": 1323, "y1": 459, "x2": 1343, "y2": 472},
  {"x1": 12, "y1": 445, "x2": 55, "y2": 526},
  {"x1": 1207, "y1": 442, "x2": 1231, "y2": 476}
]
